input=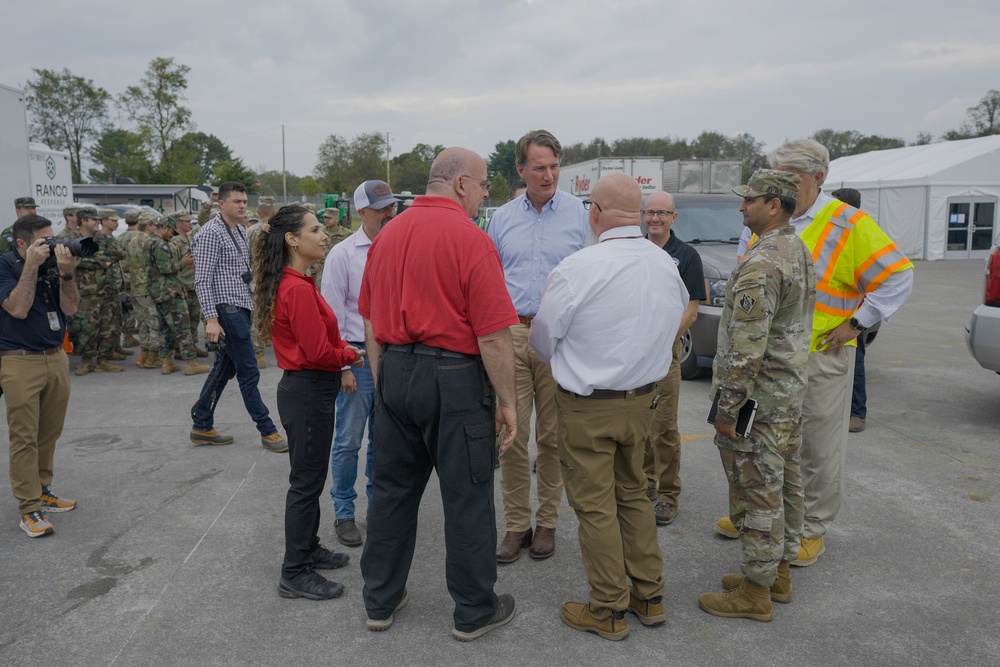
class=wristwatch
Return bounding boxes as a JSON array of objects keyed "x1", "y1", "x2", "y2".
[
  {"x1": 849, "y1": 317, "x2": 868, "y2": 332},
  {"x1": 61, "y1": 273, "x2": 74, "y2": 282}
]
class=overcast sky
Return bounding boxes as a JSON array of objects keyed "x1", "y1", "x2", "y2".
[{"x1": 3, "y1": 1, "x2": 999, "y2": 181}]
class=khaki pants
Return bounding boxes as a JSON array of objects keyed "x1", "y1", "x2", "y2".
[
  {"x1": 556, "y1": 389, "x2": 663, "y2": 617},
  {"x1": 643, "y1": 338, "x2": 682, "y2": 504},
  {"x1": 1, "y1": 351, "x2": 71, "y2": 513},
  {"x1": 801, "y1": 347, "x2": 855, "y2": 538},
  {"x1": 499, "y1": 324, "x2": 561, "y2": 532}
]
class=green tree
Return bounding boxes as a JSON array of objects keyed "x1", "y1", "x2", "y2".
[
  {"x1": 487, "y1": 140, "x2": 518, "y2": 184},
  {"x1": 214, "y1": 158, "x2": 258, "y2": 193},
  {"x1": 299, "y1": 176, "x2": 322, "y2": 196},
  {"x1": 966, "y1": 89, "x2": 1000, "y2": 136},
  {"x1": 691, "y1": 131, "x2": 732, "y2": 159},
  {"x1": 24, "y1": 67, "x2": 110, "y2": 183},
  {"x1": 729, "y1": 132, "x2": 767, "y2": 178},
  {"x1": 853, "y1": 134, "x2": 905, "y2": 154},
  {"x1": 489, "y1": 172, "x2": 510, "y2": 203},
  {"x1": 256, "y1": 169, "x2": 302, "y2": 197},
  {"x1": 314, "y1": 132, "x2": 388, "y2": 193},
  {"x1": 124, "y1": 57, "x2": 193, "y2": 161},
  {"x1": 315, "y1": 134, "x2": 349, "y2": 193},
  {"x1": 168, "y1": 132, "x2": 233, "y2": 182},
  {"x1": 811, "y1": 129, "x2": 862, "y2": 160},
  {"x1": 390, "y1": 143, "x2": 443, "y2": 193},
  {"x1": 87, "y1": 129, "x2": 152, "y2": 183},
  {"x1": 911, "y1": 132, "x2": 934, "y2": 146}
]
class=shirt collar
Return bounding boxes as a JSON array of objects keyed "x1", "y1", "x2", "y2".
[
  {"x1": 352, "y1": 226, "x2": 373, "y2": 247},
  {"x1": 792, "y1": 189, "x2": 835, "y2": 223},
  {"x1": 598, "y1": 225, "x2": 643, "y2": 242},
  {"x1": 519, "y1": 190, "x2": 561, "y2": 213},
  {"x1": 282, "y1": 266, "x2": 314, "y2": 283}
]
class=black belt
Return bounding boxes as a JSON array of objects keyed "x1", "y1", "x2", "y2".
[
  {"x1": 347, "y1": 341, "x2": 365, "y2": 347},
  {"x1": 558, "y1": 382, "x2": 656, "y2": 400},
  {"x1": 282, "y1": 369, "x2": 342, "y2": 381},
  {"x1": 0, "y1": 346, "x2": 63, "y2": 357},
  {"x1": 384, "y1": 342, "x2": 479, "y2": 360}
]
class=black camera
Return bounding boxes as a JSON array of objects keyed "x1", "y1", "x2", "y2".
[
  {"x1": 206, "y1": 335, "x2": 227, "y2": 353},
  {"x1": 41, "y1": 236, "x2": 98, "y2": 271},
  {"x1": 241, "y1": 270, "x2": 252, "y2": 285}
]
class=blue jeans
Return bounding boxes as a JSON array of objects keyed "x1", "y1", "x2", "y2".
[
  {"x1": 190, "y1": 304, "x2": 276, "y2": 436},
  {"x1": 851, "y1": 334, "x2": 867, "y2": 419},
  {"x1": 330, "y1": 352, "x2": 374, "y2": 519}
]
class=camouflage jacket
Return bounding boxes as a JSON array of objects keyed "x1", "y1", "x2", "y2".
[
  {"x1": 147, "y1": 239, "x2": 186, "y2": 304},
  {"x1": 0, "y1": 226, "x2": 13, "y2": 254},
  {"x1": 309, "y1": 225, "x2": 353, "y2": 287},
  {"x1": 126, "y1": 233, "x2": 156, "y2": 297},
  {"x1": 94, "y1": 232, "x2": 126, "y2": 294},
  {"x1": 196, "y1": 201, "x2": 214, "y2": 227},
  {"x1": 56, "y1": 227, "x2": 81, "y2": 240},
  {"x1": 169, "y1": 231, "x2": 196, "y2": 291},
  {"x1": 76, "y1": 233, "x2": 116, "y2": 295},
  {"x1": 711, "y1": 226, "x2": 816, "y2": 431}
]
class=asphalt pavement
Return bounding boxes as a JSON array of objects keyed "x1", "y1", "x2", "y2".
[{"x1": 1, "y1": 258, "x2": 997, "y2": 667}]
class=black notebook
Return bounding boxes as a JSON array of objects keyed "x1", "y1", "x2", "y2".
[{"x1": 707, "y1": 389, "x2": 758, "y2": 438}]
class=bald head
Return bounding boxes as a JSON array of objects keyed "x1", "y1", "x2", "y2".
[
  {"x1": 427, "y1": 147, "x2": 489, "y2": 217},
  {"x1": 589, "y1": 173, "x2": 642, "y2": 236},
  {"x1": 644, "y1": 190, "x2": 678, "y2": 247}
]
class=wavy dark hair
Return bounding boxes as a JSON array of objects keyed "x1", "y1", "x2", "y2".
[{"x1": 252, "y1": 204, "x2": 309, "y2": 345}]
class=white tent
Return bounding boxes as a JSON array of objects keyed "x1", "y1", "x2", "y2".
[{"x1": 825, "y1": 134, "x2": 1000, "y2": 261}]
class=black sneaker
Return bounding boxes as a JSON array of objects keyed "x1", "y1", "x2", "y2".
[
  {"x1": 452, "y1": 593, "x2": 515, "y2": 641},
  {"x1": 277, "y1": 571, "x2": 344, "y2": 600},
  {"x1": 309, "y1": 544, "x2": 349, "y2": 570},
  {"x1": 335, "y1": 518, "x2": 363, "y2": 547}
]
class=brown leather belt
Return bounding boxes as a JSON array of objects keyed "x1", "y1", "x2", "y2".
[
  {"x1": 0, "y1": 345, "x2": 63, "y2": 357},
  {"x1": 517, "y1": 316, "x2": 533, "y2": 327},
  {"x1": 558, "y1": 382, "x2": 656, "y2": 400}
]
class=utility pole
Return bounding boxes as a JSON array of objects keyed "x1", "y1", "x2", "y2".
[
  {"x1": 281, "y1": 124, "x2": 287, "y2": 202},
  {"x1": 385, "y1": 132, "x2": 391, "y2": 186}
]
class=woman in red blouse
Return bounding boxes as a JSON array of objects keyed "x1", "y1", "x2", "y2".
[{"x1": 252, "y1": 204, "x2": 364, "y2": 601}]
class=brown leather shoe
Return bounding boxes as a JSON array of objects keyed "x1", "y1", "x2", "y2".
[
  {"x1": 496, "y1": 529, "x2": 532, "y2": 564},
  {"x1": 529, "y1": 526, "x2": 555, "y2": 559}
]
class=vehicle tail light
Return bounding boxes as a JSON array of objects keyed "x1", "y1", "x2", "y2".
[{"x1": 985, "y1": 246, "x2": 1000, "y2": 307}]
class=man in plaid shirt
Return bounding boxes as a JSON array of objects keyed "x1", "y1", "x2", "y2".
[{"x1": 189, "y1": 181, "x2": 286, "y2": 452}]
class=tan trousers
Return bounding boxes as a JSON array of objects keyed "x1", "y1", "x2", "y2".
[
  {"x1": 499, "y1": 324, "x2": 561, "y2": 531},
  {"x1": 556, "y1": 389, "x2": 663, "y2": 616},
  {"x1": 643, "y1": 338, "x2": 682, "y2": 504},
  {"x1": 1, "y1": 351, "x2": 72, "y2": 513},
  {"x1": 801, "y1": 347, "x2": 855, "y2": 538}
]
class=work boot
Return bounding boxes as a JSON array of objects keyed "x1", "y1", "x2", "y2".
[
  {"x1": 715, "y1": 515, "x2": 739, "y2": 538},
  {"x1": 94, "y1": 358, "x2": 124, "y2": 372},
  {"x1": 140, "y1": 350, "x2": 161, "y2": 369},
  {"x1": 195, "y1": 345, "x2": 208, "y2": 358},
  {"x1": 560, "y1": 601, "x2": 629, "y2": 641},
  {"x1": 496, "y1": 529, "x2": 532, "y2": 564},
  {"x1": 722, "y1": 561, "x2": 792, "y2": 603},
  {"x1": 256, "y1": 351, "x2": 266, "y2": 368},
  {"x1": 184, "y1": 359, "x2": 210, "y2": 375},
  {"x1": 115, "y1": 346, "x2": 134, "y2": 356},
  {"x1": 699, "y1": 578, "x2": 773, "y2": 622},
  {"x1": 162, "y1": 357, "x2": 181, "y2": 375},
  {"x1": 627, "y1": 588, "x2": 666, "y2": 626},
  {"x1": 123, "y1": 334, "x2": 140, "y2": 347},
  {"x1": 849, "y1": 416, "x2": 866, "y2": 432},
  {"x1": 791, "y1": 536, "x2": 826, "y2": 567},
  {"x1": 75, "y1": 358, "x2": 94, "y2": 376},
  {"x1": 109, "y1": 350, "x2": 128, "y2": 361}
]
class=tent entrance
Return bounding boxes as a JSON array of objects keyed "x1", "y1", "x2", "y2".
[{"x1": 945, "y1": 197, "x2": 996, "y2": 259}]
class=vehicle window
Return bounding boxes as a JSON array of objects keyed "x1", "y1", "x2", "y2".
[{"x1": 672, "y1": 200, "x2": 745, "y2": 244}]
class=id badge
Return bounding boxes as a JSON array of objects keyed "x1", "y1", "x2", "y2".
[{"x1": 47, "y1": 311, "x2": 60, "y2": 332}]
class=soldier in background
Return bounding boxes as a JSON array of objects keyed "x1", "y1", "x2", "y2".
[
  {"x1": 1, "y1": 197, "x2": 38, "y2": 253},
  {"x1": 308, "y1": 207, "x2": 353, "y2": 288},
  {"x1": 97, "y1": 209, "x2": 132, "y2": 360},
  {"x1": 59, "y1": 205, "x2": 81, "y2": 238},
  {"x1": 699, "y1": 170, "x2": 815, "y2": 622},
  {"x1": 246, "y1": 196, "x2": 278, "y2": 369},
  {"x1": 127, "y1": 213, "x2": 162, "y2": 369},
  {"x1": 73, "y1": 207, "x2": 123, "y2": 375},
  {"x1": 118, "y1": 210, "x2": 143, "y2": 347},
  {"x1": 169, "y1": 211, "x2": 207, "y2": 357},
  {"x1": 197, "y1": 191, "x2": 219, "y2": 227},
  {"x1": 147, "y1": 216, "x2": 209, "y2": 376}
]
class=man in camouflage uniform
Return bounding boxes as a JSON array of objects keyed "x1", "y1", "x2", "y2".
[
  {"x1": 96, "y1": 209, "x2": 132, "y2": 360},
  {"x1": 117, "y1": 210, "x2": 143, "y2": 347},
  {"x1": 147, "y1": 216, "x2": 209, "y2": 376},
  {"x1": 308, "y1": 206, "x2": 353, "y2": 288},
  {"x1": 56, "y1": 206, "x2": 82, "y2": 240},
  {"x1": 1, "y1": 197, "x2": 38, "y2": 253},
  {"x1": 699, "y1": 170, "x2": 815, "y2": 622},
  {"x1": 246, "y1": 196, "x2": 278, "y2": 368},
  {"x1": 168, "y1": 211, "x2": 207, "y2": 357},
  {"x1": 73, "y1": 208, "x2": 123, "y2": 375},
  {"x1": 197, "y1": 191, "x2": 219, "y2": 227},
  {"x1": 127, "y1": 214, "x2": 162, "y2": 368}
]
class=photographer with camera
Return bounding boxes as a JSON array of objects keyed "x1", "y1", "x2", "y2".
[
  {"x1": 190, "y1": 182, "x2": 285, "y2": 451},
  {"x1": 0, "y1": 214, "x2": 81, "y2": 538}
]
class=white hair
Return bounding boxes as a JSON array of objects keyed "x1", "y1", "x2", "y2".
[{"x1": 768, "y1": 139, "x2": 830, "y2": 185}]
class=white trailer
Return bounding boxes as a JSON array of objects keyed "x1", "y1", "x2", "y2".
[
  {"x1": 28, "y1": 143, "x2": 73, "y2": 232},
  {"x1": 661, "y1": 159, "x2": 742, "y2": 194},
  {"x1": 1, "y1": 83, "x2": 31, "y2": 225},
  {"x1": 558, "y1": 157, "x2": 664, "y2": 199}
]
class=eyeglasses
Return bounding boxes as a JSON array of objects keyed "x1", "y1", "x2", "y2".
[
  {"x1": 642, "y1": 209, "x2": 675, "y2": 219},
  {"x1": 461, "y1": 175, "x2": 491, "y2": 193},
  {"x1": 582, "y1": 199, "x2": 602, "y2": 212}
]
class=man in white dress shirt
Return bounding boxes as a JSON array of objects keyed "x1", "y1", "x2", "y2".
[
  {"x1": 321, "y1": 180, "x2": 398, "y2": 547},
  {"x1": 529, "y1": 173, "x2": 688, "y2": 641}
]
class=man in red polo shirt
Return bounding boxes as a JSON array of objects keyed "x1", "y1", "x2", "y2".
[{"x1": 358, "y1": 147, "x2": 519, "y2": 642}]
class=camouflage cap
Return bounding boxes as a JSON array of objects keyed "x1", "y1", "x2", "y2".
[
  {"x1": 63, "y1": 205, "x2": 81, "y2": 217},
  {"x1": 77, "y1": 206, "x2": 100, "y2": 219},
  {"x1": 123, "y1": 209, "x2": 142, "y2": 224},
  {"x1": 302, "y1": 202, "x2": 317, "y2": 213},
  {"x1": 139, "y1": 212, "x2": 159, "y2": 227},
  {"x1": 15, "y1": 196, "x2": 37, "y2": 208},
  {"x1": 258, "y1": 196, "x2": 276, "y2": 207},
  {"x1": 732, "y1": 169, "x2": 800, "y2": 201},
  {"x1": 322, "y1": 208, "x2": 340, "y2": 220},
  {"x1": 173, "y1": 210, "x2": 193, "y2": 222},
  {"x1": 160, "y1": 215, "x2": 177, "y2": 231},
  {"x1": 247, "y1": 213, "x2": 261, "y2": 224},
  {"x1": 99, "y1": 208, "x2": 118, "y2": 220}
]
